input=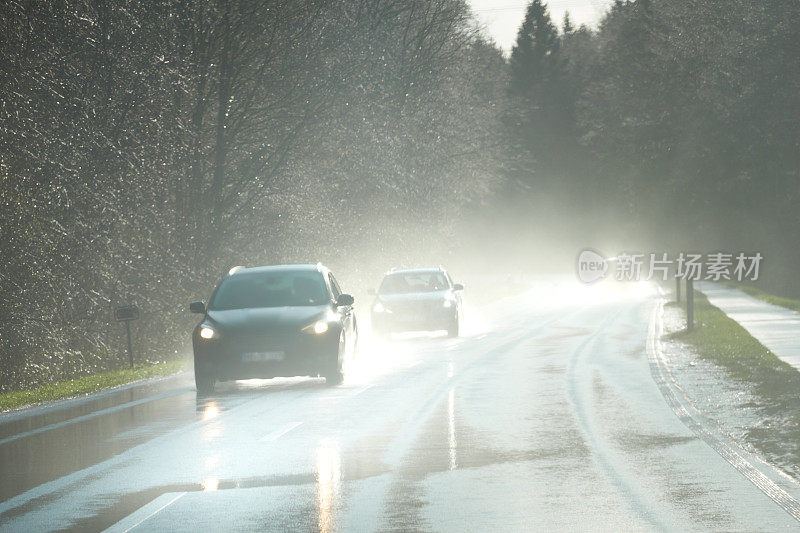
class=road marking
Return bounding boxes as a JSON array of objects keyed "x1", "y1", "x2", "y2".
[
  {"x1": 259, "y1": 421, "x2": 303, "y2": 442},
  {"x1": 350, "y1": 385, "x2": 373, "y2": 396},
  {"x1": 104, "y1": 491, "x2": 186, "y2": 532},
  {"x1": 0, "y1": 372, "x2": 190, "y2": 425},
  {"x1": 0, "y1": 387, "x2": 317, "y2": 518},
  {"x1": 0, "y1": 388, "x2": 193, "y2": 446},
  {"x1": 406, "y1": 361, "x2": 420, "y2": 368}
]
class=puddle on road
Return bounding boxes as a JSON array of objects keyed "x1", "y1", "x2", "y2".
[
  {"x1": 60, "y1": 473, "x2": 317, "y2": 532},
  {"x1": 55, "y1": 436, "x2": 392, "y2": 532},
  {"x1": 0, "y1": 377, "x2": 345, "y2": 510},
  {"x1": 0, "y1": 388, "x2": 198, "y2": 503},
  {"x1": 588, "y1": 365, "x2": 738, "y2": 531},
  {"x1": 616, "y1": 433, "x2": 696, "y2": 451},
  {"x1": 378, "y1": 379, "x2": 591, "y2": 530},
  {"x1": 0, "y1": 374, "x2": 193, "y2": 441}
]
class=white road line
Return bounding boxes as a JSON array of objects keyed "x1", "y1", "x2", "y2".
[
  {"x1": 0, "y1": 388, "x2": 314, "y2": 519},
  {"x1": 0, "y1": 388, "x2": 193, "y2": 446},
  {"x1": 104, "y1": 491, "x2": 186, "y2": 532},
  {"x1": 350, "y1": 385, "x2": 373, "y2": 396},
  {"x1": 406, "y1": 361, "x2": 421, "y2": 369},
  {"x1": 0, "y1": 373, "x2": 189, "y2": 424},
  {"x1": 259, "y1": 421, "x2": 303, "y2": 442}
]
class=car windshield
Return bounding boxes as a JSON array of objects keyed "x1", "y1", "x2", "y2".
[
  {"x1": 210, "y1": 271, "x2": 328, "y2": 310},
  {"x1": 379, "y1": 272, "x2": 449, "y2": 294}
]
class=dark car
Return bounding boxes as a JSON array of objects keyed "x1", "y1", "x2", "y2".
[
  {"x1": 370, "y1": 268, "x2": 463, "y2": 338},
  {"x1": 189, "y1": 264, "x2": 357, "y2": 393}
]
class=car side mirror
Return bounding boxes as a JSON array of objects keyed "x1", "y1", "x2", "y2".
[
  {"x1": 453, "y1": 283, "x2": 464, "y2": 291},
  {"x1": 189, "y1": 301, "x2": 206, "y2": 314},
  {"x1": 336, "y1": 294, "x2": 355, "y2": 306},
  {"x1": 367, "y1": 288, "x2": 376, "y2": 296}
]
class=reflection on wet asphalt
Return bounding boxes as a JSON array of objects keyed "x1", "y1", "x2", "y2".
[{"x1": 1, "y1": 279, "x2": 799, "y2": 531}]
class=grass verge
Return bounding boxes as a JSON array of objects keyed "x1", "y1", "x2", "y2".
[
  {"x1": 725, "y1": 282, "x2": 800, "y2": 313},
  {"x1": 668, "y1": 292, "x2": 800, "y2": 475},
  {"x1": 669, "y1": 292, "x2": 800, "y2": 391},
  {"x1": 0, "y1": 359, "x2": 190, "y2": 413}
]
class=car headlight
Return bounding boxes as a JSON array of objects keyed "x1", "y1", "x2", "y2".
[
  {"x1": 443, "y1": 299, "x2": 453, "y2": 308},
  {"x1": 373, "y1": 301, "x2": 386, "y2": 313},
  {"x1": 304, "y1": 311, "x2": 337, "y2": 334},
  {"x1": 199, "y1": 326, "x2": 217, "y2": 340}
]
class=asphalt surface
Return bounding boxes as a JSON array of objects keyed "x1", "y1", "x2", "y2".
[{"x1": 2, "y1": 279, "x2": 800, "y2": 531}]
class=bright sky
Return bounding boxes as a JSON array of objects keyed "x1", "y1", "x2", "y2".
[{"x1": 468, "y1": 0, "x2": 613, "y2": 54}]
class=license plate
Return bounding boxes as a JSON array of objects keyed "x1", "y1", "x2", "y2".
[{"x1": 241, "y1": 351, "x2": 284, "y2": 363}]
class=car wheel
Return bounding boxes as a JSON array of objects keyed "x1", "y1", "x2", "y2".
[
  {"x1": 447, "y1": 317, "x2": 460, "y2": 338},
  {"x1": 351, "y1": 321, "x2": 359, "y2": 359},
  {"x1": 324, "y1": 333, "x2": 345, "y2": 386},
  {"x1": 325, "y1": 367, "x2": 344, "y2": 386},
  {"x1": 195, "y1": 371, "x2": 215, "y2": 395}
]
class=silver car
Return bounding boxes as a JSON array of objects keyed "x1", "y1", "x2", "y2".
[{"x1": 369, "y1": 268, "x2": 464, "y2": 338}]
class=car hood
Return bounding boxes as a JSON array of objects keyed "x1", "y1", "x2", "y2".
[
  {"x1": 206, "y1": 305, "x2": 328, "y2": 335},
  {"x1": 377, "y1": 291, "x2": 450, "y2": 304}
]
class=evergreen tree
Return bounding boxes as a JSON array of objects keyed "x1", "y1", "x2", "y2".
[
  {"x1": 509, "y1": 0, "x2": 561, "y2": 101},
  {"x1": 562, "y1": 12, "x2": 574, "y2": 36},
  {"x1": 507, "y1": 0, "x2": 575, "y2": 190}
]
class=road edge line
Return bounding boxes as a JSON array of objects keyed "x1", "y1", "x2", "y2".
[
  {"x1": 103, "y1": 491, "x2": 187, "y2": 532},
  {"x1": 647, "y1": 297, "x2": 800, "y2": 522}
]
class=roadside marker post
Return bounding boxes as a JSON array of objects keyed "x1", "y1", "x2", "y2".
[
  {"x1": 675, "y1": 277, "x2": 681, "y2": 303},
  {"x1": 686, "y1": 279, "x2": 694, "y2": 331},
  {"x1": 114, "y1": 306, "x2": 140, "y2": 368}
]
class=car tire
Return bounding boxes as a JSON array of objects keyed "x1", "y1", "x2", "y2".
[
  {"x1": 325, "y1": 367, "x2": 344, "y2": 386},
  {"x1": 324, "y1": 333, "x2": 345, "y2": 386},
  {"x1": 195, "y1": 371, "x2": 215, "y2": 395},
  {"x1": 447, "y1": 317, "x2": 460, "y2": 338},
  {"x1": 351, "y1": 321, "x2": 359, "y2": 359}
]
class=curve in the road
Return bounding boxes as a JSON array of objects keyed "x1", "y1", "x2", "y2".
[
  {"x1": 647, "y1": 297, "x2": 800, "y2": 524},
  {"x1": 565, "y1": 301, "x2": 672, "y2": 532}
]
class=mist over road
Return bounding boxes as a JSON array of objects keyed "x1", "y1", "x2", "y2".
[{"x1": 1, "y1": 279, "x2": 797, "y2": 531}]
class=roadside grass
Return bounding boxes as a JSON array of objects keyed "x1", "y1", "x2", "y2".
[
  {"x1": 725, "y1": 282, "x2": 800, "y2": 313},
  {"x1": 669, "y1": 292, "x2": 800, "y2": 394},
  {"x1": 0, "y1": 359, "x2": 190, "y2": 413},
  {"x1": 668, "y1": 292, "x2": 800, "y2": 474}
]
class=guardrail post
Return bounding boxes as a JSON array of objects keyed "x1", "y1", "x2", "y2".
[{"x1": 686, "y1": 278, "x2": 694, "y2": 331}]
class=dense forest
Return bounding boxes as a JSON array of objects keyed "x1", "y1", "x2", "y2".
[
  {"x1": 1, "y1": 0, "x2": 797, "y2": 391},
  {"x1": 502, "y1": 0, "x2": 799, "y2": 285}
]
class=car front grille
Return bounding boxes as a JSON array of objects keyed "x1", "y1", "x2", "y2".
[
  {"x1": 389, "y1": 300, "x2": 442, "y2": 316},
  {"x1": 228, "y1": 334, "x2": 293, "y2": 353}
]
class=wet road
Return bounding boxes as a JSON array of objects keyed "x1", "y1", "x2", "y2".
[{"x1": 2, "y1": 280, "x2": 800, "y2": 531}]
